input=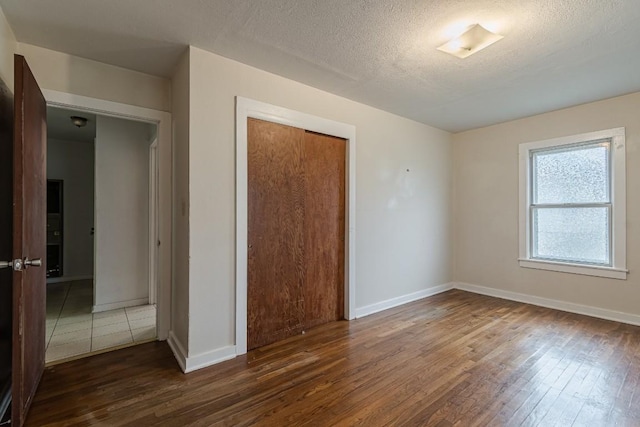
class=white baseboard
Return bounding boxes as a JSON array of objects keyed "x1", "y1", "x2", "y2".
[
  {"x1": 167, "y1": 331, "x2": 188, "y2": 372},
  {"x1": 92, "y1": 298, "x2": 149, "y2": 313},
  {"x1": 46, "y1": 275, "x2": 92, "y2": 284},
  {"x1": 184, "y1": 345, "x2": 236, "y2": 373},
  {"x1": 355, "y1": 283, "x2": 454, "y2": 318},
  {"x1": 453, "y1": 282, "x2": 640, "y2": 327},
  {"x1": 167, "y1": 331, "x2": 236, "y2": 373}
]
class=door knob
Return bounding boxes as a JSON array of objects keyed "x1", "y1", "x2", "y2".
[
  {"x1": 0, "y1": 259, "x2": 22, "y2": 271},
  {"x1": 0, "y1": 260, "x2": 16, "y2": 269},
  {"x1": 0, "y1": 258, "x2": 42, "y2": 271},
  {"x1": 24, "y1": 258, "x2": 42, "y2": 267}
]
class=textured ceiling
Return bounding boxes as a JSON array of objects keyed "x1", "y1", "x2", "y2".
[{"x1": 2, "y1": 0, "x2": 640, "y2": 132}]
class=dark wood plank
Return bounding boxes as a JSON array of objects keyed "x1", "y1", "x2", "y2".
[
  {"x1": 24, "y1": 290, "x2": 640, "y2": 426},
  {"x1": 13, "y1": 54, "x2": 47, "y2": 427},
  {"x1": 247, "y1": 118, "x2": 306, "y2": 350},
  {"x1": 302, "y1": 130, "x2": 345, "y2": 329}
]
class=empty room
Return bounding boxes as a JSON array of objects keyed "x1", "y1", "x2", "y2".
[{"x1": 0, "y1": 1, "x2": 638, "y2": 426}]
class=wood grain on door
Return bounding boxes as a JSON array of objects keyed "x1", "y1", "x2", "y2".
[
  {"x1": 12, "y1": 54, "x2": 47, "y2": 427},
  {"x1": 247, "y1": 119, "x2": 346, "y2": 350},
  {"x1": 303, "y1": 131, "x2": 345, "y2": 329},
  {"x1": 247, "y1": 118, "x2": 306, "y2": 350}
]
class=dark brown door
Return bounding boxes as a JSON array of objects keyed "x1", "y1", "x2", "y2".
[
  {"x1": 11, "y1": 54, "x2": 47, "y2": 427},
  {"x1": 247, "y1": 118, "x2": 345, "y2": 350}
]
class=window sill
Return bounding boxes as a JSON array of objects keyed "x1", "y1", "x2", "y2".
[{"x1": 518, "y1": 258, "x2": 627, "y2": 280}]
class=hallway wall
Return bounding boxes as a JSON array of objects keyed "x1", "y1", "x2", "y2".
[
  {"x1": 94, "y1": 115, "x2": 154, "y2": 312},
  {"x1": 47, "y1": 138, "x2": 95, "y2": 279}
]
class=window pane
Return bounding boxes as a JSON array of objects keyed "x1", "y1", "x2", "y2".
[
  {"x1": 533, "y1": 143, "x2": 609, "y2": 204},
  {"x1": 533, "y1": 207, "x2": 610, "y2": 265}
]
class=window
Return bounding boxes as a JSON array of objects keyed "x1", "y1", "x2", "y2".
[{"x1": 519, "y1": 128, "x2": 626, "y2": 279}]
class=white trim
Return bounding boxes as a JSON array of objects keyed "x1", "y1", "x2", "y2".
[
  {"x1": 235, "y1": 96, "x2": 357, "y2": 356},
  {"x1": 518, "y1": 258, "x2": 628, "y2": 280},
  {"x1": 43, "y1": 89, "x2": 172, "y2": 341},
  {"x1": 93, "y1": 134, "x2": 98, "y2": 318},
  {"x1": 167, "y1": 331, "x2": 188, "y2": 372},
  {"x1": 183, "y1": 346, "x2": 237, "y2": 374},
  {"x1": 148, "y1": 139, "x2": 159, "y2": 305},
  {"x1": 44, "y1": 90, "x2": 170, "y2": 123},
  {"x1": 453, "y1": 282, "x2": 640, "y2": 327},
  {"x1": 518, "y1": 127, "x2": 626, "y2": 280},
  {"x1": 611, "y1": 129, "x2": 627, "y2": 275},
  {"x1": 92, "y1": 298, "x2": 149, "y2": 313},
  {"x1": 355, "y1": 284, "x2": 454, "y2": 318},
  {"x1": 518, "y1": 128, "x2": 625, "y2": 152},
  {"x1": 168, "y1": 332, "x2": 237, "y2": 373},
  {"x1": 46, "y1": 275, "x2": 92, "y2": 284}
]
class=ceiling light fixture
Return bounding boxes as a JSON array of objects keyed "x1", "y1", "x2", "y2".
[
  {"x1": 70, "y1": 116, "x2": 88, "y2": 128},
  {"x1": 437, "y1": 24, "x2": 503, "y2": 59}
]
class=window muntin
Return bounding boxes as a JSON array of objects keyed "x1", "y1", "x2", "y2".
[{"x1": 529, "y1": 140, "x2": 612, "y2": 266}]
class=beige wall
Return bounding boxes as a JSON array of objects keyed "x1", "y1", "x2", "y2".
[
  {"x1": 0, "y1": 7, "x2": 15, "y2": 89},
  {"x1": 0, "y1": 10, "x2": 169, "y2": 110},
  {"x1": 186, "y1": 46, "x2": 452, "y2": 356},
  {"x1": 453, "y1": 92, "x2": 640, "y2": 315},
  {"x1": 171, "y1": 50, "x2": 190, "y2": 349},
  {"x1": 17, "y1": 43, "x2": 171, "y2": 112}
]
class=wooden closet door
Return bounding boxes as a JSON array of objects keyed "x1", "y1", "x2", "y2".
[
  {"x1": 303, "y1": 131, "x2": 345, "y2": 328},
  {"x1": 247, "y1": 118, "x2": 305, "y2": 350}
]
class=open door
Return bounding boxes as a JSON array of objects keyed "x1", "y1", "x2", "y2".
[{"x1": 9, "y1": 54, "x2": 46, "y2": 427}]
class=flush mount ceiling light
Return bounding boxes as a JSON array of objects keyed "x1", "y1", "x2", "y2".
[
  {"x1": 437, "y1": 24, "x2": 504, "y2": 59},
  {"x1": 70, "y1": 115, "x2": 88, "y2": 128}
]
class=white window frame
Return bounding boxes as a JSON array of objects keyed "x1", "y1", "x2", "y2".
[{"x1": 518, "y1": 127, "x2": 627, "y2": 280}]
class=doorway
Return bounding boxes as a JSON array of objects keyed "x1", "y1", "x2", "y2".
[{"x1": 44, "y1": 107, "x2": 159, "y2": 364}]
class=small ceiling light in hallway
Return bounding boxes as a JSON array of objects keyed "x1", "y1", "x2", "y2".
[{"x1": 70, "y1": 115, "x2": 88, "y2": 128}]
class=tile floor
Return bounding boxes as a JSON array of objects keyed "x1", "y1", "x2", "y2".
[{"x1": 46, "y1": 280, "x2": 156, "y2": 364}]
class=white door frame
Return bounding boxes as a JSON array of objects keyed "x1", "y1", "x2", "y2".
[
  {"x1": 235, "y1": 96, "x2": 357, "y2": 355},
  {"x1": 149, "y1": 138, "x2": 158, "y2": 305},
  {"x1": 44, "y1": 89, "x2": 172, "y2": 340}
]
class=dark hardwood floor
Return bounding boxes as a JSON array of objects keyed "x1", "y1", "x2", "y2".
[{"x1": 26, "y1": 290, "x2": 640, "y2": 426}]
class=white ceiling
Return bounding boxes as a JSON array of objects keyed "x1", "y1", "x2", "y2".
[{"x1": 2, "y1": 0, "x2": 640, "y2": 132}]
